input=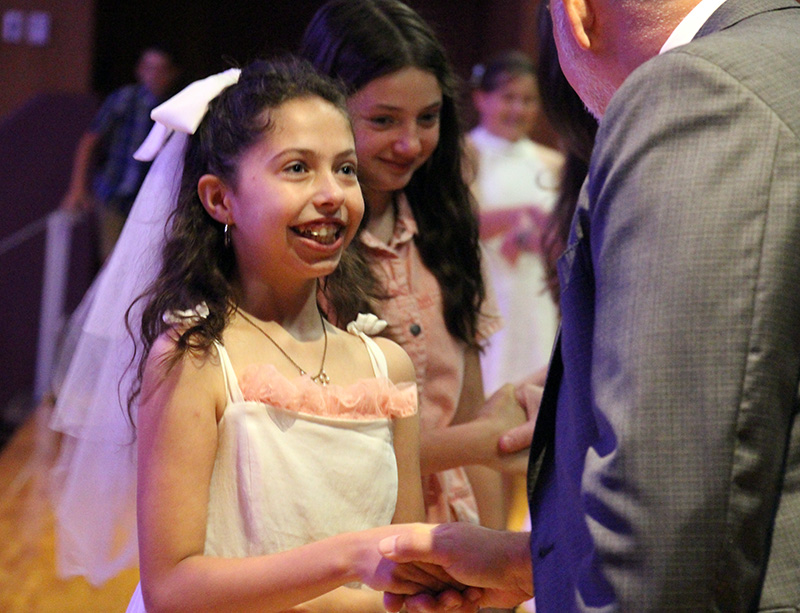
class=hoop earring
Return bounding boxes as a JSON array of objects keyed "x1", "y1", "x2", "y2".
[{"x1": 223, "y1": 223, "x2": 231, "y2": 248}]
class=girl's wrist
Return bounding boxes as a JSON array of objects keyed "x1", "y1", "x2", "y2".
[
  {"x1": 328, "y1": 532, "x2": 363, "y2": 585},
  {"x1": 461, "y1": 417, "x2": 505, "y2": 468}
]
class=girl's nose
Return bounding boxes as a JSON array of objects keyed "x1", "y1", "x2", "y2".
[
  {"x1": 312, "y1": 170, "x2": 346, "y2": 209},
  {"x1": 393, "y1": 126, "x2": 422, "y2": 157}
]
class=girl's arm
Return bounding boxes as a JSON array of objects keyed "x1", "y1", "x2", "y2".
[
  {"x1": 136, "y1": 336, "x2": 440, "y2": 613},
  {"x1": 378, "y1": 336, "x2": 425, "y2": 524},
  {"x1": 453, "y1": 348, "x2": 506, "y2": 530},
  {"x1": 479, "y1": 207, "x2": 529, "y2": 240},
  {"x1": 419, "y1": 348, "x2": 529, "y2": 477}
]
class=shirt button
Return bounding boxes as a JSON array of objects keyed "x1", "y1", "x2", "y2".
[{"x1": 409, "y1": 323, "x2": 422, "y2": 336}]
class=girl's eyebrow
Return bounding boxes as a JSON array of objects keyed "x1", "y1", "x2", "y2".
[
  {"x1": 272, "y1": 147, "x2": 358, "y2": 160},
  {"x1": 365, "y1": 100, "x2": 443, "y2": 113}
]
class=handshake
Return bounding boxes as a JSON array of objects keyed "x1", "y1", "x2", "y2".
[{"x1": 363, "y1": 522, "x2": 533, "y2": 613}]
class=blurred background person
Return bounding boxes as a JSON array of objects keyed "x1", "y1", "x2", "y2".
[
  {"x1": 479, "y1": 13, "x2": 598, "y2": 611},
  {"x1": 59, "y1": 45, "x2": 181, "y2": 265},
  {"x1": 466, "y1": 50, "x2": 563, "y2": 538},
  {"x1": 467, "y1": 50, "x2": 563, "y2": 396}
]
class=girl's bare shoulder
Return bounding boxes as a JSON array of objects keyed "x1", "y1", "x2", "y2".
[
  {"x1": 371, "y1": 336, "x2": 416, "y2": 385},
  {"x1": 141, "y1": 330, "x2": 226, "y2": 413}
]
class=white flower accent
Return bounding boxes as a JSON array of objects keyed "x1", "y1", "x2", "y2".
[
  {"x1": 347, "y1": 313, "x2": 388, "y2": 336},
  {"x1": 162, "y1": 302, "x2": 210, "y2": 325}
]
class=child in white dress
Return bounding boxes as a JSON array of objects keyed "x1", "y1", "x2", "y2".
[
  {"x1": 469, "y1": 50, "x2": 564, "y2": 393},
  {"x1": 119, "y1": 57, "x2": 434, "y2": 612}
]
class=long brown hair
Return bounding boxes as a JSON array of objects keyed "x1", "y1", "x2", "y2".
[
  {"x1": 300, "y1": 0, "x2": 485, "y2": 346},
  {"x1": 536, "y1": 3, "x2": 597, "y2": 306},
  {"x1": 126, "y1": 57, "x2": 369, "y2": 417}
]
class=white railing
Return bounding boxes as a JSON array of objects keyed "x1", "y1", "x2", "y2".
[{"x1": 1, "y1": 210, "x2": 82, "y2": 403}]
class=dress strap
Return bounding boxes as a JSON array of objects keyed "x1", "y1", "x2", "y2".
[
  {"x1": 359, "y1": 334, "x2": 389, "y2": 378},
  {"x1": 346, "y1": 313, "x2": 390, "y2": 378},
  {"x1": 213, "y1": 341, "x2": 245, "y2": 404}
]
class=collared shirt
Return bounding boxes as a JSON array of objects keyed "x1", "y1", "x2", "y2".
[
  {"x1": 660, "y1": 0, "x2": 728, "y2": 54},
  {"x1": 359, "y1": 193, "x2": 502, "y2": 522},
  {"x1": 90, "y1": 84, "x2": 159, "y2": 213}
]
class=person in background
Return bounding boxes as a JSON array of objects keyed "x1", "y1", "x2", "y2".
[
  {"x1": 492, "y1": 2, "x2": 599, "y2": 460},
  {"x1": 60, "y1": 45, "x2": 180, "y2": 264},
  {"x1": 300, "y1": 0, "x2": 531, "y2": 540},
  {"x1": 468, "y1": 50, "x2": 563, "y2": 394},
  {"x1": 375, "y1": 0, "x2": 800, "y2": 610}
]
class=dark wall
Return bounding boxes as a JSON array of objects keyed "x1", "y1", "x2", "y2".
[
  {"x1": 92, "y1": 1, "x2": 542, "y2": 102},
  {"x1": 0, "y1": 94, "x2": 98, "y2": 430}
]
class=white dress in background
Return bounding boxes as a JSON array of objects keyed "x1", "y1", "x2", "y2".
[{"x1": 469, "y1": 125, "x2": 564, "y2": 393}]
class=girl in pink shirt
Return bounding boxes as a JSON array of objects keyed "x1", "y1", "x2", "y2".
[{"x1": 302, "y1": 0, "x2": 531, "y2": 530}]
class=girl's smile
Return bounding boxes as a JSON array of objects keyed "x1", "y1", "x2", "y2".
[
  {"x1": 347, "y1": 67, "x2": 442, "y2": 204},
  {"x1": 290, "y1": 219, "x2": 346, "y2": 246},
  {"x1": 202, "y1": 96, "x2": 364, "y2": 290}
]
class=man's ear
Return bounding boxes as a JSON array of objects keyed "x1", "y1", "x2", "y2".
[
  {"x1": 197, "y1": 174, "x2": 233, "y2": 225},
  {"x1": 561, "y1": 0, "x2": 595, "y2": 50}
]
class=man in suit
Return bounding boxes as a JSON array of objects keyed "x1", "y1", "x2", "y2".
[{"x1": 374, "y1": 0, "x2": 800, "y2": 610}]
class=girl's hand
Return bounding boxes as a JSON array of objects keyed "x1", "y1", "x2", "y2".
[
  {"x1": 379, "y1": 523, "x2": 533, "y2": 612},
  {"x1": 351, "y1": 525, "x2": 467, "y2": 597},
  {"x1": 282, "y1": 586, "x2": 387, "y2": 613},
  {"x1": 475, "y1": 384, "x2": 530, "y2": 474},
  {"x1": 498, "y1": 206, "x2": 549, "y2": 265},
  {"x1": 498, "y1": 381, "x2": 543, "y2": 455}
]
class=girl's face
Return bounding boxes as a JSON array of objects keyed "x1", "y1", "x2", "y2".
[
  {"x1": 220, "y1": 97, "x2": 363, "y2": 287},
  {"x1": 347, "y1": 67, "x2": 442, "y2": 206},
  {"x1": 473, "y1": 73, "x2": 539, "y2": 142}
]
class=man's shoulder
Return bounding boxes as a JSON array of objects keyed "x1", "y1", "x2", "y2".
[
  {"x1": 606, "y1": 0, "x2": 800, "y2": 128},
  {"x1": 684, "y1": 0, "x2": 800, "y2": 63}
]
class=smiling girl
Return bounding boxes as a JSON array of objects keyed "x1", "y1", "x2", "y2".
[
  {"x1": 301, "y1": 0, "x2": 530, "y2": 533},
  {"x1": 120, "y1": 57, "x2": 433, "y2": 613}
]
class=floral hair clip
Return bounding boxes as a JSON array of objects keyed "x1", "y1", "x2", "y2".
[{"x1": 162, "y1": 302, "x2": 211, "y2": 326}]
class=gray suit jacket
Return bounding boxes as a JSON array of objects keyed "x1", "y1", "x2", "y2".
[{"x1": 528, "y1": 0, "x2": 800, "y2": 610}]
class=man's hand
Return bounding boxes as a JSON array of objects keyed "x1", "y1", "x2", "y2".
[{"x1": 378, "y1": 523, "x2": 533, "y2": 612}]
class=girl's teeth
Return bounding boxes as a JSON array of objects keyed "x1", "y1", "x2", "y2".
[{"x1": 299, "y1": 226, "x2": 338, "y2": 244}]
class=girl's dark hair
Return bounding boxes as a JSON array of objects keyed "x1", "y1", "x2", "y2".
[
  {"x1": 127, "y1": 56, "x2": 364, "y2": 414},
  {"x1": 299, "y1": 0, "x2": 485, "y2": 346},
  {"x1": 471, "y1": 49, "x2": 537, "y2": 93},
  {"x1": 536, "y1": 3, "x2": 597, "y2": 307}
]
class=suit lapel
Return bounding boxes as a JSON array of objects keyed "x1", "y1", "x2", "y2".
[{"x1": 527, "y1": 331, "x2": 562, "y2": 500}]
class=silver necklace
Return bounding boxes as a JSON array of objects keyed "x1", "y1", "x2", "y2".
[{"x1": 237, "y1": 308, "x2": 330, "y2": 386}]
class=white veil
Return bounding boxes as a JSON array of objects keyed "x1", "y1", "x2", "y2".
[
  {"x1": 48, "y1": 131, "x2": 186, "y2": 585},
  {"x1": 47, "y1": 67, "x2": 242, "y2": 585}
]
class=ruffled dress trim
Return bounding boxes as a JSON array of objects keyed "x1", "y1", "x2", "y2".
[
  {"x1": 239, "y1": 365, "x2": 417, "y2": 420},
  {"x1": 162, "y1": 305, "x2": 417, "y2": 420}
]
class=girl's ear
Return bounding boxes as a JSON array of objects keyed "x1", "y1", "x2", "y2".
[{"x1": 197, "y1": 174, "x2": 233, "y2": 225}]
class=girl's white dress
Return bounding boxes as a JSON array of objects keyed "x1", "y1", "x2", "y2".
[
  {"x1": 469, "y1": 125, "x2": 564, "y2": 392},
  {"x1": 125, "y1": 322, "x2": 417, "y2": 611}
]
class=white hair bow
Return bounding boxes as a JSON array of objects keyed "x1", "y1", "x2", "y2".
[{"x1": 134, "y1": 67, "x2": 241, "y2": 161}]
